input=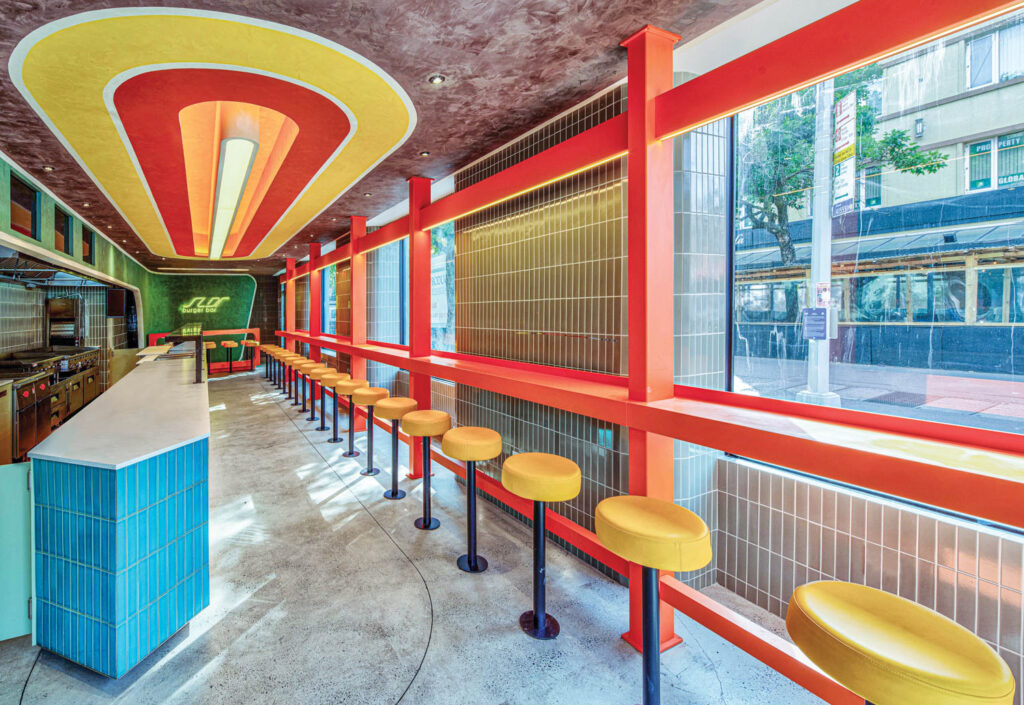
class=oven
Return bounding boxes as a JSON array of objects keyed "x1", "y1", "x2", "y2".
[
  {"x1": 14, "y1": 378, "x2": 37, "y2": 459},
  {"x1": 67, "y1": 372, "x2": 85, "y2": 415}
]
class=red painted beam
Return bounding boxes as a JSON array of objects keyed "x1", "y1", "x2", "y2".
[
  {"x1": 359, "y1": 215, "x2": 410, "y2": 254},
  {"x1": 659, "y1": 577, "x2": 861, "y2": 705},
  {"x1": 654, "y1": 0, "x2": 1024, "y2": 141}
]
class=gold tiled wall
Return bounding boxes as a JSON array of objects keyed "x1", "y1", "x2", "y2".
[
  {"x1": 335, "y1": 263, "x2": 351, "y2": 338},
  {"x1": 0, "y1": 281, "x2": 44, "y2": 354}
]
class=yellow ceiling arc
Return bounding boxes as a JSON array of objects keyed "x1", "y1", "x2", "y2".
[{"x1": 9, "y1": 9, "x2": 416, "y2": 260}]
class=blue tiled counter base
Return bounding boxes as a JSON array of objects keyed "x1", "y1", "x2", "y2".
[{"x1": 32, "y1": 437, "x2": 210, "y2": 678}]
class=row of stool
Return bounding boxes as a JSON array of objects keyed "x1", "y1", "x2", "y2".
[
  {"x1": 203, "y1": 338, "x2": 260, "y2": 376},
  {"x1": 256, "y1": 343, "x2": 1015, "y2": 705}
]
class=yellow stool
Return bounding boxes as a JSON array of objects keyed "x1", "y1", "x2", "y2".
[
  {"x1": 501, "y1": 453, "x2": 581, "y2": 638},
  {"x1": 308, "y1": 367, "x2": 334, "y2": 429},
  {"x1": 334, "y1": 378, "x2": 369, "y2": 458},
  {"x1": 595, "y1": 495, "x2": 712, "y2": 705},
  {"x1": 242, "y1": 339, "x2": 259, "y2": 371},
  {"x1": 259, "y1": 344, "x2": 276, "y2": 380},
  {"x1": 442, "y1": 427, "x2": 502, "y2": 573},
  {"x1": 220, "y1": 340, "x2": 239, "y2": 374},
  {"x1": 787, "y1": 581, "x2": 1015, "y2": 705},
  {"x1": 375, "y1": 397, "x2": 418, "y2": 500},
  {"x1": 400, "y1": 410, "x2": 451, "y2": 530},
  {"x1": 286, "y1": 357, "x2": 309, "y2": 405},
  {"x1": 202, "y1": 341, "x2": 217, "y2": 377},
  {"x1": 352, "y1": 387, "x2": 389, "y2": 476},
  {"x1": 321, "y1": 372, "x2": 351, "y2": 443},
  {"x1": 296, "y1": 361, "x2": 323, "y2": 415}
]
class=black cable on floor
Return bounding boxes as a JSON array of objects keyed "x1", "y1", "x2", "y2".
[
  {"x1": 19, "y1": 649, "x2": 41, "y2": 704},
  {"x1": 264, "y1": 377, "x2": 435, "y2": 705}
]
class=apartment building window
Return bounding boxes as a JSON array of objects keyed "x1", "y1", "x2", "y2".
[
  {"x1": 863, "y1": 166, "x2": 882, "y2": 207},
  {"x1": 54, "y1": 208, "x2": 72, "y2": 255},
  {"x1": 82, "y1": 228, "x2": 95, "y2": 264},
  {"x1": 967, "y1": 21, "x2": 1024, "y2": 88},
  {"x1": 10, "y1": 175, "x2": 38, "y2": 239},
  {"x1": 967, "y1": 131, "x2": 1024, "y2": 190}
]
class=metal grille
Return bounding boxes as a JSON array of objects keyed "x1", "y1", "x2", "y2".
[
  {"x1": 294, "y1": 275, "x2": 309, "y2": 331},
  {"x1": 366, "y1": 239, "x2": 405, "y2": 344},
  {"x1": 335, "y1": 263, "x2": 352, "y2": 337}
]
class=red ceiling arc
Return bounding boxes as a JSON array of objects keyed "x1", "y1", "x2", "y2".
[{"x1": 112, "y1": 68, "x2": 351, "y2": 257}]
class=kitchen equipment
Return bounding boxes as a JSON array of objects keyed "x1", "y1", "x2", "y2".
[
  {"x1": 0, "y1": 381, "x2": 11, "y2": 465},
  {"x1": 46, "y1": 297, "x2": 86, "y2": 347}
]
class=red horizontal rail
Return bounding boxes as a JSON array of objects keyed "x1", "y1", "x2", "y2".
[
  {"x1": 280, "y1": 329, "x2": 1024, "y2": 530},
  {"x1": 659, "y1": 577, "x2": 860, "y2": 705},
  {"x1": 359, "y1": 215, "x2": 410, "y2": 254},
  {"x1": 654, "y1": 0, "x2": 1023, "y2": 141}
]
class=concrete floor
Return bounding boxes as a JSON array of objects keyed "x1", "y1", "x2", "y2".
[{"x1": 1, "y1": 371, "x2": 824, "y2": 705}]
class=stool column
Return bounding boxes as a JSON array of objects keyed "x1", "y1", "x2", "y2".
[
  {"x1": 520, "y1": 500, "x2": 558, "y2": 639},
  {"x1": 343, "y1": 396, "x2": 360, "y2": 458},
  {"x1": 318, "y1": 384, "x2": 328, "y2": 431},
  {"x1": 307, "y1": 379, "x2": 317, "y2": 422},
  {"x1": 383, "y1": 420, "x2": 405, "y2": 500},
  {"x1": 361, "y1": 406, "x2": 380, "y2": 476},
  {"x1": 414, "y1": 440, "x2": 439, "y2": 530},
  {"x1": 227, "y1": 348, "x2": 233, "y2": 375},
  {"x1": 299, "y1": 374, "x2": 308, "y2": 412},
  {"x1": 457, "y1": 461, "x2": 487, "y2": 573},
  {"x1": 328, "y1": 392, "x2": 342, "y2": 444},
  {"x1": 642, "y1": 566, "x2": 660, "y2": 705}
]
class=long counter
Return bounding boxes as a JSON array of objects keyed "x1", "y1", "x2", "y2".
[{"x1": 28, "y1": 355, "x2": 211, "y2": 678}]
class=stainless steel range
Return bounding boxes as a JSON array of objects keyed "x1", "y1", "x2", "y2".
[{"x1": 0, "y1": 346, "x2": 100, "y2": 459}]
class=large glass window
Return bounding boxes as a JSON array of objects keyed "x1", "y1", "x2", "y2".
[
  {"x1": 322, "y1": 264, "x2": 337, "y2": 335},
  {"x1": 54, "y1": 208, "x2": 72, "y2": 255},
  {"x1": 82, "y1": 228, "x2": 95, "y2": 264},
  {"x1": 732, "y1": 8, "x2": 1024, "y2": 433},
  {"x1": 10, "y1": 175, "x2": 38, "y2": 239}
]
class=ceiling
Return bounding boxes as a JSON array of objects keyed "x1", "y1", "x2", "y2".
[{"x1": 0, "y1": 1, "x2": 759, "y2": 274}]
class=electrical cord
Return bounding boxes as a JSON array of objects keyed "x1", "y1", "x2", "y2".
[
  {"x1": 18, "y1": 649, "x2": 41, "y2": 704},
  {"x1": 270, "y1": 378, "x2": 434, "y2": 705}
]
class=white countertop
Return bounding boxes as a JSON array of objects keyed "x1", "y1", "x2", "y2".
[
  {"x1": 137, "y1": 344, "x2": 172, "y2": 356},
  {"x1": 30, "y1": 357, "x2": 210, "y2": 469}
]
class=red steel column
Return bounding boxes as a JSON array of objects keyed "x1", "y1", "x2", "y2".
[
  {"x1": 350, "y1": 216, "x2": 368, "y2": 430},
  {"x1": 622, "y1": 24, "x2": 682, "y2": 653},
  {"x1": 407, "y1": 176, "x2": 432, "y2": 478},
  {"x1": 285, "y1": 257, "x2": 296, "y2": 353},
  {"x1": 308, "y1": 242, "x2": 322, "y2": 362}
]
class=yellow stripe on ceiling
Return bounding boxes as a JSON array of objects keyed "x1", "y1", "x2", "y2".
[{"x1": 11, "y1": 10, "x2": 415, "y2": 260}]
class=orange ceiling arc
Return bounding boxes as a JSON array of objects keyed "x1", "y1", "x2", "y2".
[{"x1": 9, "y1": 9, "x2": 416, "y2": 260}]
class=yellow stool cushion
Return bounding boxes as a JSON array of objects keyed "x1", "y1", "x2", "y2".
[
  {"x1": 441, "y1": 427, "x2": 502, "y2": 462},
  {"x1": 221, "y1": 340, "x2": 238, "y2": 348},
  {"x1": 595, "y1": 495, "x2": 711, "y2": 572},
  {"x1": 297, "y1": 362, "x2": 322, "y2": 373},
  {"x1": 375, "y1": 397, "x2": 418, "y2": 420},
  {"x1": 787, "y1": 581, "x2": 1015, "y2": 705},
  {"x1": 335, "y1": 379, "x2": 369, "y2": 395},
  {"x1": 353, "y1": 387, "x2": 389, "y2": 406},
  {"x1": 501, "y1": 453, "x2": 581, "y2": 503},
  {"x1": 320, "y1": 373, "x2": 347, "y2": 387},
  {"x1": 203, "y1": 341, "x2": 217, "y2": 350},
  {"x1": 308, "y1": 368, "x2": 332, "y2": 381},
  {"x1": 242, "y1": 340, "x2": 259, "y2": 347},
  {"x1": 401, "y1": 410, "x2": 451, "y2": 437}
]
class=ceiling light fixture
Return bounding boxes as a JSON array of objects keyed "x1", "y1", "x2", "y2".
[
  {"x1": 427, "y1": 74, "x2": 446, "y2": 85},
  {"x1": 419, "y1": 150, "x2": 430, "y2": 157},
  {"x1": 82, "y1": 202, "x2": 90, "y2": 208},
  {"x1": 363, "y1": 192, "x2": 372, "y2": 197},
  {"x1": 208, "y1": 137, "x2": 257, "y2": 260},
  {"x1": 42, "y1": 165, "x2": 54, "y2": 172}
]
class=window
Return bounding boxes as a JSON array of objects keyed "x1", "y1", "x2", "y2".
[
  {"x1": 967, "y1": 131, "x2": 1024, "y2": 190},
  {"x1": 10, "y1": 175, "x2": 38, "y2": 239},
  {"x1": 968, "y1": 139, "x2": 993, "y2": 189},
  {"x1": 863, "y1": 166, "x2": 882, "y2": 207},
  {"x1": 54, "y1": 208, "x2": 72, "y2": 255},
  {"x1": 967, "y1": 21, "x2": 1024, "y2": 88},
  {"x1": 733, "y1": 8, "x2": 1024, "y2": 432},
  {"x1": 322, "y1": 264, "x2": 337, "y2": 335},
  {"x1": 968, "y1": 33, "x2": 994, "y2": 87},
  {"x1": 82, "y1": 228, "x2": 95, "y2": 264}
]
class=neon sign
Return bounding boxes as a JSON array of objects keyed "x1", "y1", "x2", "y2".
[{"x1": 179, "y1": 296, "x2": 230, "y2": 314}]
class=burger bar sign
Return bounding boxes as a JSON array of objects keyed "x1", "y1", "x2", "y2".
[{"x1": 179, "y1": 296, "x2": 230, "y2": 314}]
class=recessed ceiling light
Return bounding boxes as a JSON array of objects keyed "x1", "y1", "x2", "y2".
[
  {"x1": 42, "y1": 166, "x2": 54, "y2": 172},
  {"x1": 363, "y1": 192, "x2": 372, "y2": 197},
  {"x1": 419, "y1": 150, "x2": 430, "y2": 157},
  {"x1": 82, "y1": 202, "x2": 90, "y2": 208},
  {"x1": 107, "y1": 225, "x2": 113, "y2": 229},
  {"x1": 331, "y1": 217, "x2": 337, "y2": 222},
  {"x1": 427, "y1": 73, "x2": 446, "y2": 85}
]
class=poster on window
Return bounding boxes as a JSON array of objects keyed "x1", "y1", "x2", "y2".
[
  {"x1": 831, "y1": 92, "x2": 857, "y2": 217},
  {"x1": 832, "y1": 158, "x2": 856, "y2": 217},
  {"x1": 431, "y1": 254, "x2": 448, "y2": 326}
]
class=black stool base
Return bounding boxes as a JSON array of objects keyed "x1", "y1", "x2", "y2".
[
  {"x1": 327, "y1": 438, "x2": 345, "y2": 444},
  {"x1": 383, "y1": 489, "x2": 406, "y2": 500},
  {"x1": 457, "y1": 554, "x2": 488, "y2": 574},
  {"x1": 414, "y1": 517, "x2": 440, "y2": 531},
  {"x1": 519, "y1": 611, "x2": 559, "y2": 640},
  {"x1": 342, "y1": 450, "x2": 361, "y2": 458},
  {"x1": 360, "y1": 467, "x2": 380, "y2": 476}
]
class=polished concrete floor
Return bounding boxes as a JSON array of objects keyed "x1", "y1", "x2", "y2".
[{"x1": 1, "y1": 371, "x2": 824, "y2": 705}]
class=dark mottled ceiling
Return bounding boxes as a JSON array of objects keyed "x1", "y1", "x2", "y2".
[{"x1": 0, "y1": 0, "x2": 758, "y2": 274}]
